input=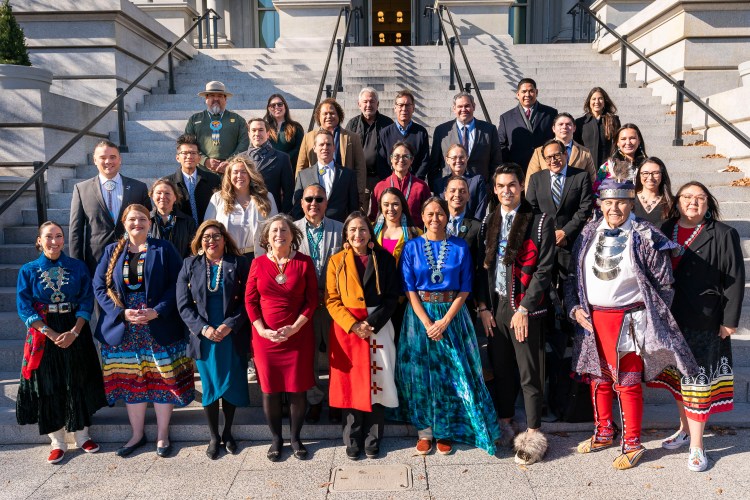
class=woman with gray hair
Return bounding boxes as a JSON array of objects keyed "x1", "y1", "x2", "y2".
[{"x1": 245, "y1": 214, "x2": 318, "y2": 461}]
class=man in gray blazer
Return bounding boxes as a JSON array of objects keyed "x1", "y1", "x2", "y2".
[
  {"x1": 428, "y1": 92, "x2": 503, "y2": 188},
  {"x1": 293, "y1": 183, "x2": 344, "y2": 424},
  {"x1": 69, "y1": 140, "x2": 151, "y2": 274}
]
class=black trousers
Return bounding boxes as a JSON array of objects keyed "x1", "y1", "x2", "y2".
[
  {"x1": 342, "y1": 404, "x2": 385, "y2": 452},
  {"x1": 488, "y1": 296, "x2": 545, "y2": 429}
]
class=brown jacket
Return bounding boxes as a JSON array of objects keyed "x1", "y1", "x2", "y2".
[
  {"x1": 295, "y1": 127, "x2": 367, "y2": 210},
  {"x1": 525, "y1": 141, "x2": 595, "y2": 187}
]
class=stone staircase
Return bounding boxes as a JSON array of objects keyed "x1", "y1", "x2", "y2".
[{"x1": 1, "y1": 37, "x2": 749, "y2": 443}]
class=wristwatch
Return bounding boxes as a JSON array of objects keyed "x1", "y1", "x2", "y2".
[{"x1": 517, "y1": 305, "x2": 529, "y2": 316}]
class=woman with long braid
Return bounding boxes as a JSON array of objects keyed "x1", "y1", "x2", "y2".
[{"x1": 93, "y1": 204, "x2": 193, "y2": 458}]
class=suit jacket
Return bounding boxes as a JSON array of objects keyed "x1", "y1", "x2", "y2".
[
  {"x1": 525, "y1": 141, "x2": 596, "y2": 187},
  {"x1": 248, "y1": 144, "x2": 295, "y2": 214},
  {"x1": 166, "y1": 168, "x2": 221, "y2": 224},
  {"x1": 661, "y1": 218, "x2": 746, "y2": 331},
  {"x1": 69, "y1": 175, "x2": 151, "y2": 274},
  {"x1": 292, "y1": 164, "x2": 358, "y2": 223},
  {"x1": 176, "y1": 253, "x2": 251, "y2": 355},
  {"x1": 435, "y1": 173, "x2": 489, "y2": 221},
  {"x1": 476, "y1": 201, "x2": 556, "y2": 316},
  {"x1": 428, "y1": 119, "x2": 502, "y2": 186},
  {"x1": 453, "y1": 216, "x2": 482, "y2": 274},
  {"x1": 93, "y1": 238, "x2": 183, "y2": 346},
  {"x1": 377, "y1": 122, "x2": 431, "y2": 181},
  {"x1": 525, "y1": 166, "x2": 594, "y2": 274},
  {"x1": 346, "y1": 112, "x2": 394, "y2": 177},
  {"x1": 295, "y1": 127, "x2": 367, "y2": 210},
  {"x1": 497, "y1": 102, "x2": 557, "y2": 173},
  {"x1": 293, "y1": 216, "x2": 345, "y2": 289},
  {"x1": 148, "y1": 208, "x2": 197, "y2": 258},
  {"x1": 574, "y1": 113, "x2": 621, "y2": 168}
]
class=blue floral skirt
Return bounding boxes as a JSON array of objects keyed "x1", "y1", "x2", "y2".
[
  {"x1": 395, "y1": 302, "x2": 500, "y2": 454},
  {"x1": 100, "y1": 292, "x2": 194, "y2": 406}
]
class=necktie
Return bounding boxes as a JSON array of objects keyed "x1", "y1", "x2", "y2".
[
  {"x1": 504, "y1": 213, "x2": 514, "y2": 237},
  {"x1": 187, "y1": 175, "x2": 199, "y2": 226},
  {"x1": 449, "y1": 218, "x2": 459, "y2": 236},
  {"x1": 552, "y1": 173, "x2": 563, "y2": 208},
  {"x1": 103, "y1": 180, "x2": 116, "y2": 220},
  {"x1": 462, "y1": 126, "x2": 469, "y2": 151},
  {"x1": 525, "y1": 108, "x2": 531, "y2": 120},
  {"x1": 496, "y1": 212, "x2": 514, "y2": 298}
]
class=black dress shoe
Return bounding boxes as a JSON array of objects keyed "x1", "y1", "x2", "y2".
[
  {"x1": 156, "y1": 444, "x2": 172, "y2": 458},
  {"x1": 365, "y1": 447, "x2": 379, "y2": 459},
  {"x1": 223, "y1": 436, "x2": 238, "y2": 455},
  {"x1": 328, "y1": 407, "x2": 342, "y2": 424},
  {"x1": 291, "y1": 441, "x2": 308, "y2": 460},
  {"x1": 267, "y1": 441, "x2": 282, "y2": 462},
  {"x1": 305, "y1": 402, "x2": 322, "y2": 424},
  {"x1": 346, "y1": 447, "x2": 361, "y2": 460},
  {"x1": 115, "y1": 435, "x2": 147, "y2": 457},
  {"x1": 206, "y1": 441, "x2": 220, "y2": 460}
]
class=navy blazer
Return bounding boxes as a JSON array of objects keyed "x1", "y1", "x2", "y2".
[
  {"x1": 176, "y1": 253, "x2": 251, "y2": 355},
  {"x1": 428, "y1": 119, "x2": 503, "y2": 185},
  {"x1": 434, "y1": 173, "x2": 489, "y2": 221},
  {"x1": 497, "y1": 102, "x2": 557, "y2": 173},
  {"x1": 93, "y1": 238, "x2": 184, "y2": 346}
]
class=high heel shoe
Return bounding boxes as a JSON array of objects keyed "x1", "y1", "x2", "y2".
[
  {"x1": 206, "y1": 440, "x2": 220, "y2": 460},
  {"x1": 115, "y1": 435, "x2": 147, "y2": 457},
  {"x1": 291, "y1": 441, "x2": 308, "y2": 460},
  {"x1": 223, "y1": 434, "x2": 238, "y2": 455}
]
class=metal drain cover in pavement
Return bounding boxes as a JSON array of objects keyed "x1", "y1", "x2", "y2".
[{"x1": 330, "y1": 464, "x2": 413, "y2": 492}]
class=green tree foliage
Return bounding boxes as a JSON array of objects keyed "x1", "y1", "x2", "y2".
[{"x1": 0, "y1": 0, "x2": 32, "y2": 66}]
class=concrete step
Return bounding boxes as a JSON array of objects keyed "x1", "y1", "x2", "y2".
[
  {"x1": 2, "y1": 226, "x2": 69, "y2": 245},
  {"x1": 0, "y1": 245, "x2": 42, "y2": 265},
  {"x1": 0, "y1": 313, "x2": 22, "y2": 340}
]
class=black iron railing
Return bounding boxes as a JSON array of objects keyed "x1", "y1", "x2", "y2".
[
  {"x1": 568, "y1": 1, "x2": 750, "y2": 149},
  {"x1": 309, "y1": 7, "x2": 353, "y2": 131},
  {"x1": 427, "y1": 4, "x2": 491, "y2": 123},
  {"x1": 0, "y1": 10, "x2": 221, "y2": 226}
]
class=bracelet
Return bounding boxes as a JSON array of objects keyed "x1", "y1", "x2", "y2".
[
  {"x1": 476, "y1": 307, "x2": 490, "y2": 314},
  {"x1": 201, "y1": 325, "x2": 210, "y2": 336},
  {"x1": 517, "y1": 306, "x2": 529, "y2": 315},
  {"x1": 70, "y1": 329, "x2": 79, "y2": 338},
  {"x1": 40, "y1": 325, "x2": 50, "y2": 337}
]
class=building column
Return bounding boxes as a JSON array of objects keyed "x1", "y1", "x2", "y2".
[{"x1": 273, "y1": 0, "x2": 351, "y2": 49}]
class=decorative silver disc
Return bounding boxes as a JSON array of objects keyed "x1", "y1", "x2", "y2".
[
  {"x1": 50, "y1": 291, "x2": 64, "y2": 303},
  {"x1": 275, "y1": 273, "x2": 287, "y2": 285},
  {"x1": 430, "y1": 271, "x2": 443, "y2": 284}
]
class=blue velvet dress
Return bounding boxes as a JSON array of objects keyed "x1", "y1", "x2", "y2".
[
  {"x1": 396, "y1": 236, "x2": 500, "y2": 454},
  {"x1": 195, "y1": 264, "x2": 250, "y2": 407}
]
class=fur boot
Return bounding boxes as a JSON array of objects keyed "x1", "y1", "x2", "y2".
[
  {"x1": 496, "y1": 420, "x2": 518, "y2": 448},
  {"x1": 513, "y1": 431, "x2": 548, "y2": 465}
]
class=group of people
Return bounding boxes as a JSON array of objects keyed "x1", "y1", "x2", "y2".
[{"x1": 15, "y1": 78, "x2": 744, "y2": 475}]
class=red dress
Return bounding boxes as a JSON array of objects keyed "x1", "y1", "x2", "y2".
[{"x1": 245, "y1": 252, "x2": 318, "y2": 393}]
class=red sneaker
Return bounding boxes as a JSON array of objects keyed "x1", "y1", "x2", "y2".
[
  {"x1": 436, "y1": 439, "x2": 453, "y2": 455},
  {"x1": 80, "y1": 440, "x2": 100, "y2": 453},
  {"x1": 48, "y1": 449, "x2": 65, "y2": 464},
  {"x1": 415, "y1": 439, "x2": 432, "y2": 455}
]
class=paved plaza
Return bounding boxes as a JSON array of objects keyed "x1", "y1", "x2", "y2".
[{"x1": 1, "y1": 429, "x2": 748, "y2": 499}]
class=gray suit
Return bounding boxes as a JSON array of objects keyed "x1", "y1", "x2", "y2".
[
  {"x1": 69, "y1": 175, "x2": 151, "y2": 274},
  {"x1": 292, "y1": 164, "x2": 358, "y2": 223},
  {"x1": 428, "y1": 118, "x2": 503, "y2": 187},
  {"x1": 294, "y1": 216, "x2": 344, "y2": 406}
]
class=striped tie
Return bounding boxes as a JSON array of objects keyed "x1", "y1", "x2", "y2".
[
  {"x1": 187, "y1": 176, "x2": 199, "y2": 226},
  {"x1": 552, "y1": 173, "x2": 563, "y2": 208}
]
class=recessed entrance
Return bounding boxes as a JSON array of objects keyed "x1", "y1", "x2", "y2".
[{"x1": 372, "y1": 0, "x2": 411, "y2": 46}]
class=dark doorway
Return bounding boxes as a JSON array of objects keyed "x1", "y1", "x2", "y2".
[{"x1": 372, "y1": 0, "x2": 411, "y2": 46}]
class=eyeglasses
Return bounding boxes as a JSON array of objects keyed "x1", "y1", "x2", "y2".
[
  {"x1": 680, "y1": 194, "x2": 708, "y2": 203},
  {"x1": 394, "y1": 102, "x2": 414, "y2": 109},
  {"x1": 447, "y1": 155, "x2": 467, "y2": 162},
  {"x1": 640, "y1": 171, "x2": 661, "y2": 178},
  {"x1": 201, "y1": 234, "x2": 223, "y2": 242},
  {"x1": 268, "y1": 102, "x2": 285, "y2": 108},
  {"x1": 303, "y1": 196, "x2": 325, "y2": 203},
  {"x1": 544, "y1": 152, "x2": 564, "y2": 163},
  {"x1": 178, "y1": 151, "x2": 200, "y2": 156},
  {"x1": 391, "y1": 154, "x2": 413, "y2": 162}
]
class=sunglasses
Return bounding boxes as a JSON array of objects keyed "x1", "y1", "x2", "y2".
[
  {"x1": 268, "y1": 102, "x2": 285, "y2": 108},
  {"x1": 303, "y1": 196, "x2": 325, "y2": 203}
]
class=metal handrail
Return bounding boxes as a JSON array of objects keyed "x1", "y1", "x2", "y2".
[
  {"x1": 438, "y1": 5, "x2": 491, "y2": 123},
  {"x1": 569, "y1": 1, "x2": 750, "y2": 150},
  {"x1": 0, "y1": 9, "x2": 222, "y2": 224},
  {"x1": 308, "y1": 7, "x2": 349, "y2": 132},
  {"x1": 428, "y1": 5, "x2": 463, "y2": 92},
  {"x1": 332, "y1": 8, "x2": 354, "y2": 100}
]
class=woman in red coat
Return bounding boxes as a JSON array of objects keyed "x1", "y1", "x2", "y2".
[{"x1": 245, "y1": 214, "x2": 318, "y2": 461}]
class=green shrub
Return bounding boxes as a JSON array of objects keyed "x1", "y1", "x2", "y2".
[{"x1": 0, "y1": 0, "x2": 32, "y2": 66}]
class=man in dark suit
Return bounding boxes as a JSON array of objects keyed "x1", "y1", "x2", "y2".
[
  {"x1": 345, "y1": 87, "x2": 394, "y2": 196},
  {"x1": 69, "y1": 140, "x2": 151, "y2": 274},
  {"x1": 246, "y1": 118, "x2": 294, "y2": 214},
  {"x1": 475, "y1": 163, "x2": 556, "y2": 465},
  {"x1": 497, "y1": 78, "x2": 557, "y2": 175},
  {"x1": 525, "y1": 139, "x2": 594, "y2": 281},
  {"x1": 377, "y1": 90, "x2": 430, "y2": 181},
  {"x1": 292, "y1": 129, "x2": 358, "y2": 223},
  {"x1": 166, "y1": 134, "x2": 221, "y2": 226},
  {"x1": 429, "y1": 92, "x2": 503, "y2": 187}
]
